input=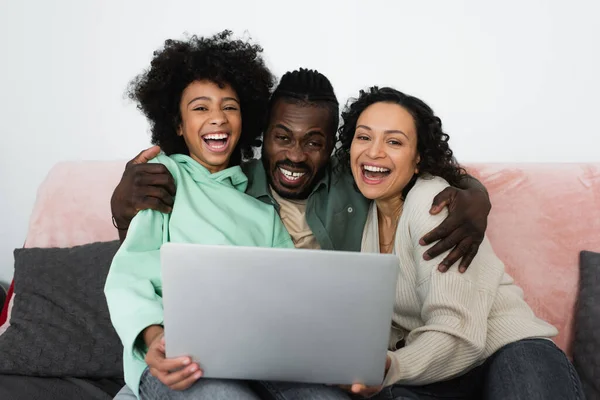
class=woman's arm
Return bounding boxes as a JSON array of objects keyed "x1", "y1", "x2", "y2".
[
  {"x1": 383, "y1": 177, "x2": 504, "y2": 387},
  {"x1": 104, "y1": 208, "x2": 166, "y2": 362}
]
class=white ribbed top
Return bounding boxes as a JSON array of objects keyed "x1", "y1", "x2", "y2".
[{"x1": 361, "y1": 176, "x2": 558, "y2": 387}]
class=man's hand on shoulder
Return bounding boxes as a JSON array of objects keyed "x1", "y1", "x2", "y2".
[
  {"x1": 110, "y1": 146, "x2": 176, "y2": 236},
  {"x1": 419, "y1": 184, "x2": 491, "y2": 273}
]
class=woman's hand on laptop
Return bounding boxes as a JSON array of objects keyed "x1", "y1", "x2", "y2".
[
  {"x1": 339, "y1": 355, "x2": 391, "y2": 398},
  {"x1": 142, "y1": 325, "x2": 203, "y2": 390}
]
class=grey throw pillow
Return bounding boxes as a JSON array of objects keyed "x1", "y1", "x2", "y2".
[
  {"x1": 0, "y1": 241, "x2": 123, "y2": 379},
  {"x1": 573, "y1": 250, "x2": 600, "y2": 400}
]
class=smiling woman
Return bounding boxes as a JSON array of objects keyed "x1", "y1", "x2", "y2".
[
  {"x1": 336, "y1": 86, "x2": 465, "y2": 201},
  {"x1": 330, "y1": 86, "x2": 583, "y2": 399},
  {"x1": 350, "y1": 102, "x2": 422, "y2": 202}
]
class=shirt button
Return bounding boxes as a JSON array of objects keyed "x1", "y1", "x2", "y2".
[{"x1": 347, "y1": 207, "x2": 353, "y2": 213}]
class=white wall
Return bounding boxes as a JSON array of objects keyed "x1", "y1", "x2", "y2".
[{"x1": 1, "y1": 0, "x2": 599, "y2": 284}]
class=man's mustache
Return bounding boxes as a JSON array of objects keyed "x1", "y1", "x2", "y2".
[{"x1": 276, "y1": 160, "x2": 311, "y2": 172}]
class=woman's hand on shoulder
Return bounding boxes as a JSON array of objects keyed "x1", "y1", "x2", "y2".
[{"x1": 419, "y1": 185, "x2": 491, "y2": 273}]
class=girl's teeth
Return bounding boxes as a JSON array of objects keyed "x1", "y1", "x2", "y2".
[{"x1": 204, "y1": 133, "x2": 228, "y2": 140}]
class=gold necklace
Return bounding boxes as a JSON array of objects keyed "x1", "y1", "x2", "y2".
[
  {"x1": 378, "y1": 202, "x2": 403, "y2": 253},
  {"x1": 380, "y1": 236, "x2": 395, "y2": 247},
  {"x1": 379, "y1": 233, "x2": 396, "y2": 253}
]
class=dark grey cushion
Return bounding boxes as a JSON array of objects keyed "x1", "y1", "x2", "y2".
[
  {"x1": 0, "y1": 241, "x2": 123, "y2": 379},
  {"x1": 573, "y1": 250, "x2": 600, "y2": 400},
  {"x1": 0, "y1": 375, "x2": 122, "y2": 400}
]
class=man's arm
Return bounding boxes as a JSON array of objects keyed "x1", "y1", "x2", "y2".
[
  {"x1": 111, "y1": 146, "x2": 176, "y2": 243},
  {"x1": 420, "y1": 173, "x2": 492, "y2": 273},
  {"x1": 458, "y1": 173, "x2": 489, "y2": 196}
]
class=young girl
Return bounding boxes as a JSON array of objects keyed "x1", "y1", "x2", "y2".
[{"x1": 104, "y1": 31, "x2": 293, "y2": 400}]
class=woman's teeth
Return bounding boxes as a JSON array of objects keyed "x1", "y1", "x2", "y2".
[
  {"x1": 279, "y1": 167, "x2": 306, "y2": 181},
  {"x1": 363, "y1": 165, "x2": 390, "y2": 173},
  {"x1": 362, "y1": 165, "x2": 390, "y2": 180}
]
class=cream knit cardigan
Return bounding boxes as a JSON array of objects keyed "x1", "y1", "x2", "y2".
[{"x1": 361, "y1": 176, "x2": 558, "y2": 387}]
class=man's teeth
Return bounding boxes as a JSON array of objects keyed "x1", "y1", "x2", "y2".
[
  {"x1": 363, "y1": 165, "x2": 390, "y2": 173},
  {"x1": 279, "y1": 167, "x2": 306, "y2": 181},
  {"x1": 204, "y1": 133, "x2": 228, "y2": 140}
]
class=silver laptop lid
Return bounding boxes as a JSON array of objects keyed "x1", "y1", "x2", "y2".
[{"x1": 161, "y1": 242, "x2": 399, "y2": 386}]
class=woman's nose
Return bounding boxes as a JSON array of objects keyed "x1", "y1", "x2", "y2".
[{"x1": 366, "y1": 139, "x2": 385, "y2": 159}]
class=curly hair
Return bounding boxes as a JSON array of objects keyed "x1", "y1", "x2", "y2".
[
  {"x1": 335, "y1": 86, "x2": 465, "y2": 199},
  {"x1": 127, "y1": 30, "x2": 274, "y2": 165}
]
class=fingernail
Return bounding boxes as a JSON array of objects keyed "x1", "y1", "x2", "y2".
[
  {"x1": 189, "y1": 365, "x2": 197, "y2": 372},
  {"x1": 194, "y1": 371, "x2": 202, "y2": 379},
  {"x1": 438, "y1": 264, "x2": 447, "y2": 272},
  {"x1": 182, "y1": 358, "x2": 190, "y2": 365},
  {"x1": 423, "y1": 253, "x2": 431, "y2": 260},
  {"x1": 419, "y1": 239, "x2": 426, "y2": 246},
  {"x1": 459, "y1": 266, "x2": 466, "y2": 273}
]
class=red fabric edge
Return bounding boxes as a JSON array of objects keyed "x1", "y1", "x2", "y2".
[{"x1": 0, "y1": 281, "x2": 15, "y2": 326}]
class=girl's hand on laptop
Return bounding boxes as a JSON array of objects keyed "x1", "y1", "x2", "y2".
[
  {"x1": 339, "y1": 355, "x2": 391, "y2": 397},
  {"x1": 143, "y1": 325, "x2": 203, "y2": 390}
]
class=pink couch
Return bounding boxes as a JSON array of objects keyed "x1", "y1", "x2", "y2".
[{"x1": 3, "y1": 161, "x2": 600, "y2": 356}]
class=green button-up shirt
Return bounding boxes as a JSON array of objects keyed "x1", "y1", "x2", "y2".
[{"x1": 243, "y1": 159, "x2": 370, "y2": 252}]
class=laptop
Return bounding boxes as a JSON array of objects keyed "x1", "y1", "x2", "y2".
[{"x1": 160, "y1": 242, "x2": 399, "y2": 386}]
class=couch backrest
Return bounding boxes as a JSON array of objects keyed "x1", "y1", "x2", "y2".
[
  {"x1": 24, "y1": 161, "x2": 600, "y2": 355},
  {"x1": 467, "y1": 163, "x2": 600, "y2": 354},
  {"x1": 25, "y1": 161, "x2": 124, "y2": 249}
]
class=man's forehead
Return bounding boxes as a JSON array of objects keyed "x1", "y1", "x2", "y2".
[{"x1": 269, "y1": 100, "x2": 332, "y2": 133}]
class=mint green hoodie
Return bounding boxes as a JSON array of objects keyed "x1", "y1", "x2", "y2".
[{"x1": 104, "y1": 154, "x2": 293, "y2": 397}]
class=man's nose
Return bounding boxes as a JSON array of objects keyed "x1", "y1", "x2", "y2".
[{"x1": 286, "y1": 143, "x2": 308, "y2": 163}]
